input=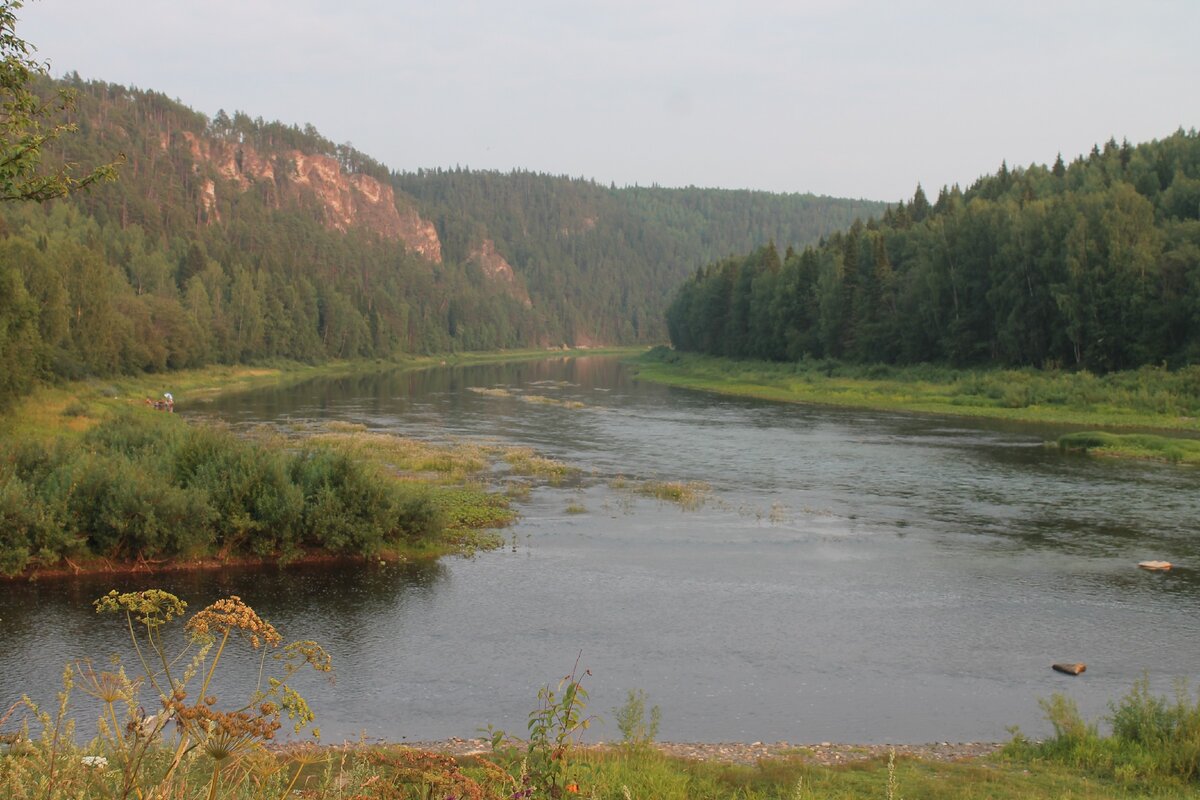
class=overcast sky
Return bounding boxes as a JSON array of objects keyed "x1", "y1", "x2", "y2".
[{"x1": 18, "y1": 0, "x2": 1200, "y2": 202}]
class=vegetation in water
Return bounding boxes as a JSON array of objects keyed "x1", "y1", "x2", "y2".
[
  {"x1": 521, "y1": 394, "x2": 588, "y2": 409},
  {"x1": 502, "y1": 447, "x2": 579, "y2": 483},
  {"x1": 0, "y1": 410, "x2": 466, "y2": 575},
  {"x1": 1057, "y1": 431, "x2": 1200, "y2": 465},
  {"x1": 635, "y1": 479, "x2": 712, "y2": 510}
]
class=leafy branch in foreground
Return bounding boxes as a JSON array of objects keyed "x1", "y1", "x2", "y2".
[{"x1": 0, "y1": 0, "x2": 122, "y2": 202}]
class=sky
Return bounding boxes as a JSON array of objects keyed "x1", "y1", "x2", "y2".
[{"x1": 17, "y1": 0, "x2": 1200, "y2": 202}]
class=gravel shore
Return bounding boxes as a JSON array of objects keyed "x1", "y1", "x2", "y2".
[{"x1": 398, "y1": 738, "x2": 1005, "y2": 766}]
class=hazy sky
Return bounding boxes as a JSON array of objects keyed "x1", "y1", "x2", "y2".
[{"x1": 18, "y1": 0, "x2": 1200, "y2": 201}]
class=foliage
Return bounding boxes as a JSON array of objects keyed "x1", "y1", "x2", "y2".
[
  {"x1": 1005, "y1": 676, "x2": 1200, "y2": 786},
  {"x1": 487, "y1": 660, "x2": 596, "y2": 798},
  {"x1": 0, "y1": 70, "x2": 879, "y2": 412},
  {"x1": 397, "y1": 169, "x2": 886, "y2": 347},
  {"x1": 667, "y1": 131, "x2": 1200, "y2": 374},
  {"x1": 0, "y1": 1, "x2": 120, "y2": 202},
  {"x1": 613, "y1": 689, "x2": 661, "y2": 750},
  {"x1": 0, "y1": 410, "x2": 478, "y2": 574}
]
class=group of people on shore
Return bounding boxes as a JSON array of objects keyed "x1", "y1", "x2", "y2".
[{"x1": 145, "y1": 392, "x2": 174, "y2": 412}]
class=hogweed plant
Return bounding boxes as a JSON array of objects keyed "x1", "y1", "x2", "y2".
[{"x1": 0, "y1": 589, "x2": 332, "y2": 800}]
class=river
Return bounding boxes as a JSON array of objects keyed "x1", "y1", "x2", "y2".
[{"x1": 2, "y1": 355, "x2": 1198, "y2": 745}]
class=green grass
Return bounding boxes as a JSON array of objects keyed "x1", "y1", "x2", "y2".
[
  {"x1": 633, "y1": 349, "x2": 1200, "y2": 463},
  {"x1": 6, "y1": 739, "x2": 1185, "y2": 800},
  {"x1": 634, "y1": 349, "x2": 1200, "y2": 428},
  {"x1": 1058, "y1": 431, "x2": 1200, "y2": 465}
]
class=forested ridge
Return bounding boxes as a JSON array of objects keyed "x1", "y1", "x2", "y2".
[
  {"x1": 394, "y1": 170, "x2": 885, "y2": 344},
  {"x1": 0, "y1": 74, "x2": 884, "y2": 409},
  {"x1": 667, "y1": 132, "x2": 1200, "y2": 372}
]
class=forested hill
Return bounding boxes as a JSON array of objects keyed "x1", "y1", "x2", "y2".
[
  {"x1": 394, "y1": 170, "x2": 885, "y2": 343},
  {"x1": 0, "y1": 75, "x2": 884, "y2": 408},
  {"x1": 667, "y1": 131, "x2": 1200, "y2": 372}
]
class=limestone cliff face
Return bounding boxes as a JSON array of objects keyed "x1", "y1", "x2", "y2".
[
  {"x1": 176, "y1": 132, "x2": 442, "y2": 262},
  {"x1": 467, "y1": 238, "x2": 532, "y2": 307}
]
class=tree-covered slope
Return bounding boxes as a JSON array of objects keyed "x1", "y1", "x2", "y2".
[
  {"x1": 0, "y1": 74, "x2": 884, "y2": 409},
  {"x1": 393, "y1": 170, "x2": 886, "y2": 344},
  {"x1": 667, "y1": 132, "x2": 1200, "y2": 372}
]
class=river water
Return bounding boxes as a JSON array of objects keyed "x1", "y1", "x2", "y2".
[{"x1": 2, "y1": 355, "x2": 1198, "y2": 745}]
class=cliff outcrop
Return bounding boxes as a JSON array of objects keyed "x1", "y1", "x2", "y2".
[
  {"x1": 467, "y1": 238, "x2": 532, "y2": 307},
  {"x1": 176, "y1": 132, "x2": 442, "y2": 262}
]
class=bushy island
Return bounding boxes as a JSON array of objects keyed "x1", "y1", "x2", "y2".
[{"x1": 0, "y1": 354, "x2": 607, "y2": 578}]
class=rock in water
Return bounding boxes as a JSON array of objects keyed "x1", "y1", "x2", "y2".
[{"x1": 1052, "y1": 663, "x2": 1087, "y2": 675}]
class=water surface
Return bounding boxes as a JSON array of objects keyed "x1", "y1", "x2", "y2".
[{"x1": 2, "y1": 356, "x2": 1197, "y2": 744}]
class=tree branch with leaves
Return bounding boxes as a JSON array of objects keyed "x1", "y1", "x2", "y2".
[{"x1": 0, "y1": 0, "x2": 121, "y2": 202}]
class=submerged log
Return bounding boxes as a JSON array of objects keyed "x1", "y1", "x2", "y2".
[
  {"x1": 1052, "y1": 662, "x2": 1087, "y2": 676},
  {"x1": 1138, "y1": 560, "x2": 1172, "y2": 571}
]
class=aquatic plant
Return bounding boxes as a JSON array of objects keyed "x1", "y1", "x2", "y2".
[
  {"x1": 635, "y1": 480, "x2": 711, "y2": 510},
  {"x1": 502, "y1": 448, "x2": 579, "y2": 483}
]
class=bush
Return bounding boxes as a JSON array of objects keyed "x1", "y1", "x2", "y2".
[
  {"x1": 172, "y1": 425, "x2": 303, "y2": 555},
  {"x1": 1017, "y1": 678, "x2": 1200, "y2": 784},
  {"x1": 293, "y1": 447, "x2": 396, "y2": 553}
]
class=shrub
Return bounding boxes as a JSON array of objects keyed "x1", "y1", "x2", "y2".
[{"x1": 172, "y1": 426, "x2": 303, "y2": 555}]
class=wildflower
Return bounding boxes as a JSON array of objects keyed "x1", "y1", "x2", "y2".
[
  {"x1": 81, "y1": 755, "x2": 108, "y2": 769},
  {"x1": 185, "y1": 596, "x2": 282, "y2": 649},
  {"x1": 566, "y1": 782, "x2": 579, "y2": 793},
  {"x1": 94, "y1": 589, "x2": 187, "y2": 627}
]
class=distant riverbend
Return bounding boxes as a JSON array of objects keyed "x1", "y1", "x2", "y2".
[{"x1": 2, "y1": 354, "x2": 1198, "y2": 746}]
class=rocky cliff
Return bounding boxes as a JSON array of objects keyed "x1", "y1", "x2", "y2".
[{"x1": 176, "y1": 132, "x2": 442, "y2": 262}]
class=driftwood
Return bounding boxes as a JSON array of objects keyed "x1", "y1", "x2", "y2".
[{"x1": 1052, "y1": 662, "x2": 1087, "y2": 676}]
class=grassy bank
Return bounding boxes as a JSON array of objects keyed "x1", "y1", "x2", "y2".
[
  {"x1": 632, "y1": 348, "x2": 1200, "y2": 461},
  {"x1": 3, "y1": 347, "x2": 646, "y2": 443},
  {"x1": 0, "y1": 350, "x2": 622, "y2": 578}
]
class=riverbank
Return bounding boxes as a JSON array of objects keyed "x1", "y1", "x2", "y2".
[
  {"x1": 404, "y1": 736, "x2": 1005, "y2": 766},
  {"x1": 2, "y1": 347, "x2": 646, "y2": 442},
  {"x1": 631, "y1": 348, "x2": 1200, "y2": 463}
]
